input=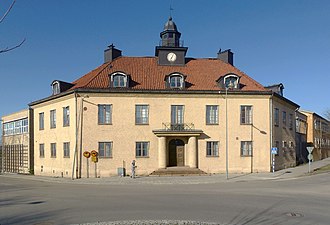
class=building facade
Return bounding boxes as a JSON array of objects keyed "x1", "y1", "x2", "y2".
[
  {"x1": 295, "y1": 111, "x2": 308, "y2": 164},
  {"x1": 1, "y1": 109, "x2": 33, "y2": 174},
  {"x1": 28, "y1": 18, "x2": 300, "y2": 178},
  {"x1": 301, "y1": 110, "x2": 330, "y2": 161}
]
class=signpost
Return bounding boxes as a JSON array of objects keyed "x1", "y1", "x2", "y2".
[
  {"x1": 306, "y1": 147, "x2": 314, "y2": 173},
  {"x1": 271, "y1": 147, "x2": 278, "y2": 173}
]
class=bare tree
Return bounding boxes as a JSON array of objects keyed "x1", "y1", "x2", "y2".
[{"x1": 0, "y1": 0, "x2": 25, "y2": 53}]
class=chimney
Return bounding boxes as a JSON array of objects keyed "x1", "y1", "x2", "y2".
[
  {"x1": 104, "y1": 44, "x2": 122, "y2": 63},
  {"x1": 217, "y1": 49, "x2": 234, "y2": 66}
]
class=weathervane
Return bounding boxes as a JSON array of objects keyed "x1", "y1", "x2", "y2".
[{"x1": 169, "y1": 1, "x2": 174, "y2": 17}]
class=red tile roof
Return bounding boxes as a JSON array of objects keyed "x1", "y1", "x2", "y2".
[{"x1": 70, "y1": 56, "x2": 267, "y2": 92}]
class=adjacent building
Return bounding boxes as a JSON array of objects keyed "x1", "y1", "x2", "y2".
[
  {"x1": 1, "y1": 109, "x2": 33, "y2": 174},
  {"x1": 300, "y1": 110, "x2": 330, "y2": 161},
  {"x1": 27, "y1": 17, "x2": 300, "y2": 178}
]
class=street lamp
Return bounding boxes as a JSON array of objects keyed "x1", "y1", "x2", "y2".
[{"x1": 225, "y1": 81, "x2": 234, "y2": 180}]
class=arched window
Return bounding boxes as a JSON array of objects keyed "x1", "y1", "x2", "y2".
[
  {"x1": 168, "y1": 74, "x2": 185, "y2": 88},
  {"x1": 224, "y1": 74, "x2": 239, "y2": 89},
  {"x1": 110, "y1": 72, "x2": 128, "y2": 88},
  {"x1": 52, "y1": 81, "x2": 60, "y2": 95}
]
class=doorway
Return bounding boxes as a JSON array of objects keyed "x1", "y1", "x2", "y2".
[{"x1": 168, "y1": 139, "x2": 185, "y2": 167}]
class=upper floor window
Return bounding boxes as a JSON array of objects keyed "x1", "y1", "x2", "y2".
[
  {"x1": 50, "y1": 109, "x2": 56, "y2": 129},
  {"x1": 63, "y1": 106, "x2": 70, "y2": 127},
  {"x1": 135, "y1": 105, "x2": 149, "y2": 125},
  {"x1": 98, "y1": 104, "x2": 112, "y2": 124},
  {"x1": 224, "y1": 74, "x2": 239, "y2": 89},
  {"x1": 289, "y1": 113, "x2": 293, "y2": 130},
  {"x1": 167, "y1": 74, "x2": 185, "y2": 89},
  {"x1": 240, "y1": 105, "x2": 253, "y2": 125},
  {"x1": 110, "y1": 72, "x2": 128, "y2": 88},
  {"x1": 206, "y1": 105, "x2": 219, "y2": 125},
  {"x1": 52, "y1": 81, "x2": 60, "y2": 95},
  {"x1": 282, "y1": 111, "x2": 287, "y2": 126},
  {"x1": 3, "y1": 118, "x2": 28, "y2": 136},
  {"x1": 39, "y1": 112, "x2": 44, "y2": 130},
  {"x1": 274, "y1": 108, "x2": 279, "y2": 126}
]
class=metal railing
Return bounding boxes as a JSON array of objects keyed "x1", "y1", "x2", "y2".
[{"x1": 162, "y1": 123, "x2": 195, "y2": 131}]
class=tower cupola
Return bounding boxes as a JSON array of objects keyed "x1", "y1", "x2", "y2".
[{"x1": 160, "y1": 17, "x2": 182, "y2": 47}]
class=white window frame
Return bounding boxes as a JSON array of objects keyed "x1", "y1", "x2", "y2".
[
  {"x1": 224, "y1": 74, "x2": 239, "y2": 89},
  {"x1": 63, "y1": 142, "x2": 70, "y2": 158},
  {"x1": 98, "y1": 142, "x2": 113, "y2": 158},
  {"x1": 136, "y1": 141, "x2": 149, "y2": 157},
  {"x1": 206, "y1": 141, "x2": 219, "y2": 157},
  {"x1": 241, "y1": 141, "x2": 252, "y2": 157},
  {"x1": 50, "y1": 110, "x2": 56, "y2": 129},
  {"x1": 168, "y1": 74, "x2": 184, "y2": 88},
  {"x1": 135, "y1": 105, "x2": 149, "y2": 125},
  {"x1": 98, "y1": 104, "x2": 112, "y2": 124},
  {"x1": 111, "y1": 72, "x2": 128, "y2": 88},
  {"x1": 206, "y1": 105, "x2": 219, "y2": 125},
  {"x1": 240, "y1": 105, "x2": 253, "y2": 125},
  {"x1": 63, "y1": 106, "x2": 70, "y2": 127}
]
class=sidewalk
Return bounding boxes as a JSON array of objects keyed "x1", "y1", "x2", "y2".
[{"x1": 2, "y1": 157, "x2": 330, "y2": 185}]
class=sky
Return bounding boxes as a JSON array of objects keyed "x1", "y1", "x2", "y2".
[{"x1": 0, "y1": 0, "x2": 330, "y2": 119}]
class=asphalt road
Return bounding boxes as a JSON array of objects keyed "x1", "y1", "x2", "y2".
[{"x1": 1, "y1": 173, "x2": 330, "y2": 225}]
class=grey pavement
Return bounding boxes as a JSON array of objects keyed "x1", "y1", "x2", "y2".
[{"x1": 2, "y1": 157, "x2": 330, "y2": 185}]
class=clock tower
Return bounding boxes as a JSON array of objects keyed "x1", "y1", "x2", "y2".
[{"x1": 155, "y1": 17, "x2": 188, "y2": 66}]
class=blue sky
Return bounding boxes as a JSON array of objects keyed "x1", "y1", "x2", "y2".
[{"x1": 0, "y1": 0, "x2": 330, "y2": 119}]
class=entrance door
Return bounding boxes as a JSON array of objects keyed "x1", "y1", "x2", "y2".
[{"x1": 169, "y1": 139, "x2": 185, "y2": 167}]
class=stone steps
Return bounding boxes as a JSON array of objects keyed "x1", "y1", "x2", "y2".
[{"x1": 149, "y1": 167, "x2": 208, "y2": 176}]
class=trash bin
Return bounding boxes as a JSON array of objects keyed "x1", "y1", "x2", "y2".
[{"x1": 117, "y1": 167, "x2": 126, "y2": 177}]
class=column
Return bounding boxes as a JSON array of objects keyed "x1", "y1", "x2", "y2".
[
  {"x1": 188, "y1": 136, "x2": 197, "y2": 168},
  {"x1": 158, "y1": 137, "x2": 166, "y2": 169}
]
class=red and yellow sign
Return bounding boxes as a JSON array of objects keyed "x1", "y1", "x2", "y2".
[{"x1": 83, "y1": 151, "x2": 91, "y2": 158}]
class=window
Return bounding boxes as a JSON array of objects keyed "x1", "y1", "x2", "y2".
[
  {"x1": 289, "y1": 114, "x2": 293, "y2": 130},
  {"x1": 22, "y1": 118, "x2": 28, "y2": 133},
  {"x1": 135, "y1": 105, "x2": 149, "y2": 124},
  {"x1": 206, "y1": 141, "x2": 219, "y2": 157},
  {"x1": 224, "y1": 75, "x2": 239, "y2": 89},
  {"x1": 240, "y1": 106, "x2": 253, "y2": 124},
  {"x1": 52, "y1": 81, "x2": 60, "y2": 95},
  {"x1": 241, "y1": 141, "x2": 252, "y2": 156},
  {"x1": 171, "y1": 105, "x2": 184, "y2": 124},
  {"x1": 63, "y1": 142, "x2": 70, "y2": 158},
  {"x1": 282, "y1": 111, "x2": 287, "y2": 126},
  {"x1": 206, "y1": 105, "x2": 219, "y2": 125},
  {"x1": 169, "y1": 75, "x2": 184, "y2": 88},
  {"x1": 111, "y1": 73, "x2": 128, "y2": 88},
  {"x1": 274, "y1": 108, "x2": 279, "y2": 126},
  {"x1": 63, "y1": 106, "x2": 70, "y2": 127},
  {"x1": 136, "y1": 142, "x2": 149, "y2": 157},
  {"x1": 98, "y1": 142, "x2": 113, "y2": 158},
  {"x1": 289, "y1": 141, "x2": 294, "y2": 148},
  {"x1": 39, "y1": 144, "x2": 45, "y2": 158},
  {"x1": 282, "y1": 141, "x2": 287, "y2": 148},
  {"x1": 39, "y1": 112, "x2": 44, "y2": 130},
  {"x1": 3, "y1": 118, "x2": 28, "y2": 136},
  {"x1": 50, "y1": 110, "x2": 56, "y2": 128},
  {"x1": 51, "y1": 143, "x2": 56, "y2": 158},
  {"x1": 98, "y1": 104, "x2": 112, "y2": 124}
]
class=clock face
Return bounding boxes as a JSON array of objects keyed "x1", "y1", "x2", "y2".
[{"x1": 167, "y1": 52, "x2": 177, "y2": 62}]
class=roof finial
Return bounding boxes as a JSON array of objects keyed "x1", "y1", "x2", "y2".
[{"x1": 169, "y1": 0, "x2": 174, "y2": 18}]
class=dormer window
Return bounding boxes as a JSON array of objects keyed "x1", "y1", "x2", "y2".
[
  {"x1": 224, "y1": 74, "x2": 239, "y2": 89},
  {"x1": 110, "y1": 72, "x2": 128, "y2": 88},
  {"x1": 168, "y1": 74, "x2": 185, "y2": 89},
  {"x1": 52, "y1": 81, "x2": 60, "y2": 95}
]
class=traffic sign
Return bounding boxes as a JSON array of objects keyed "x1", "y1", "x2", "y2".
[
  {"x1": 306, "y1": 147, "x2": 314, "y2": 154},
  {"x1": 308, "y1": 154, "x2": 313, "y2": 161},
  {"x1": 271, "y1": 147, "x2": 278, "y2": 155}
]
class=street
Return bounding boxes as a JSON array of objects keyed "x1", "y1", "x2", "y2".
[{"x1": 0, "y1": 173, "x2": 330, "y2": 225}]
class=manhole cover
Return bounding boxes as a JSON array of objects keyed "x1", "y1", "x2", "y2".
[{"x1": 286, "y1": 212, "x2": 303, "y2": 217}]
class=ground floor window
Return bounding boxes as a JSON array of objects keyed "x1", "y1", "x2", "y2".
[
  {"x1": 63, "y1": 142, "x2": 70, "y2": 158},
  {"x1": 136, "y1": 142, "x2": 149, "y2": 157},
  {"x1": 241, "y1": 141, "x2": 252, "y2": 156},
  {"x1": 98, "y1": 142, "x2": 113, "y2": 158},
  {"x1": 39, "y1": 144, "x2": 45, "y2": 158},
  {"x1": 206, "y1": 141, "x2": 219, "y2": 156},
  {"x1": 51, "y1": 143, "x2": 56, "y2": 158}
]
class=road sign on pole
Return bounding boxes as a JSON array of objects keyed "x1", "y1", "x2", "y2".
[
  {"x1": 306, "y1": 147, "x2": 314, "y2": 154},
  {"x1": 306, "y1": 147, "x2": 314, "y2": 173}
]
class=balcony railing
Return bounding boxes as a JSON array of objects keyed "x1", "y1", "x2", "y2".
[{"x1": 162, "y1": 123, "x2": 195, "y2": 131}]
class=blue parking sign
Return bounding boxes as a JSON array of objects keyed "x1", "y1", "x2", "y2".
[{"x1": 271, "y1": 147, "x2": 278, "y2": 155}]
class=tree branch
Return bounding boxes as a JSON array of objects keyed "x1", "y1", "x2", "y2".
[
  {"x1": 0, "y1": 0, "x2": 16, "y2": 24},
  {"x1": 0, "y1": 38, "x2": 25, "y2": 53}
]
